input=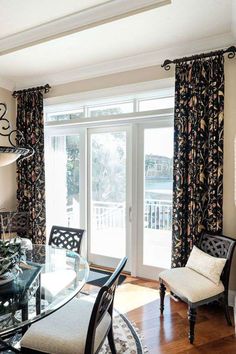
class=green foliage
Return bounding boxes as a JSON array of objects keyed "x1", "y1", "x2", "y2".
[
  {"x1": 0, "y1": 240, "x2": 21, "y2": 276},
  {"x1": 145, "y1": 155, "x2": 155, "y2": 173},
  {"x1": 65, "y1": 133, "x2": 126, "y2": 204},
  {"x1": 92, "y1": 132, "x2": 126, "y2": 202},
  {"x1": 66, "y1": 136, "x2": 80, "y2": 204}
]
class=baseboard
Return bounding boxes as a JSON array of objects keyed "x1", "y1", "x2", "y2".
[{"x1": 228, "y1": 290, "x2": 236, "y2": 307}]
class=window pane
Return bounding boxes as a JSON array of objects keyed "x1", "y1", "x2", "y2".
[
  {"x1": 90, "y1": 131, "x2": 126, "y2": 258},
  {"x1": 47, "y1": 110, "x2": 84, "y2": 122},
  {"x1": 143, "y1": 128, "x2": 173, "y2": 269},
  {"x1": 46, "y1": 135, "x2": 80, "y2": 231},
  {"x1": 139, "y1": 97, "x2": 174, "y2": 111},
  {"x1": 88, "y1": 102, "x2": 133, "y2": 117}
]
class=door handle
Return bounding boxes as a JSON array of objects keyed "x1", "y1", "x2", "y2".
[{"x1": 128, "y1": 207, "x2": 132, "y2": 222}]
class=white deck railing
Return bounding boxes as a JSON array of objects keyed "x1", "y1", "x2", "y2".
[
  {"x1": 66, "y1": 199, "x2": 172, "y2": 230},
  {"x1": 91, "y1": 200, "x2": 172, "y2": 230},
  {"x1": 92, "y1": 202, "x2": 125, "y2": 229},
  {"x1": 144, "y1": 199, "x2": 172, "y2": 230}
]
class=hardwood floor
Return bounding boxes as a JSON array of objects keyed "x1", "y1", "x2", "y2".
[{"x1": 83, "y1": 275, "x2": 236, "y2": 354}]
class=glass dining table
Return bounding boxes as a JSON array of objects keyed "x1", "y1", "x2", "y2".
[{"x1": 0, "y1": 244, "x2": 89, "y2": 351}]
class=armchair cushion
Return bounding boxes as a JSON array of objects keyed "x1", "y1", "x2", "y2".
[
  {"x1": 21, "y1": 297, "x2": 111, "y2": 354},
  {"x1": 159, "y1": 267, "x2": 224, "y2": 304},
  {"x1": 186, "y1": 246, "x2": 226, "y2": 284}
]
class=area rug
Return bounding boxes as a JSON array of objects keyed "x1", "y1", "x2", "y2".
[
  {"x1": 99, "y1": 311, "x2": 148, "y2": 354},
  {"x1": 87, "y1": 267, "x2": 126, "y2": 287}
]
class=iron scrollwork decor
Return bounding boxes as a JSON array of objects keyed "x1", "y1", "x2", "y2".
[
  {"x1": 0, "y1": 84, "x2": 51, "y2": 167},
  {"x1": 161, "y1": 45, "x2": 236, "y2": 70},
  {"x1": 0, "y1": 103, "x2": 32, "y2": 167}
]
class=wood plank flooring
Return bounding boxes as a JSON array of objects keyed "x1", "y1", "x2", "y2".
[{"x1": 83, "y1": 275, "x2": 236, "y2": 354}]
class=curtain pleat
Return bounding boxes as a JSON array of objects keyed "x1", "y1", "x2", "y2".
[{"x1": 172, "y1": 56, "x2": 224, "y2": 267}]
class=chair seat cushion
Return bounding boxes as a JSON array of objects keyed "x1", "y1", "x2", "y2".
[
  {"x1": 41, "y1": 270, "x2": 77, "y2": 301},
  {"x1": 21, "y1": 297, "x2": 111, "y2": 354},
  {"x1": 159, "y1": 267, "x2": 224, "y2": 304}
]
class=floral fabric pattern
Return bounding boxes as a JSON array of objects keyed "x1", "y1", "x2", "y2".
[
  {"x1": 16, "y1": 90, "x2": 46, "y2": 244},
  {"x1": 172, "y1": 56, "x2": 224, "y2": 267}
]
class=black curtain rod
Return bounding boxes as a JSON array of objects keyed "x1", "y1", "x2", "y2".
[
  {"x1": 161, "y1": 45, "x2": 236, "y2": 71},
  {"x1": 12, "y1": 84, "x2": 51, "y2": 97}
]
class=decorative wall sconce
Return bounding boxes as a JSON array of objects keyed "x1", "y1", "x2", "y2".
[{"x1": 0, "y1": 102, "x2": 33, "y2": 167}]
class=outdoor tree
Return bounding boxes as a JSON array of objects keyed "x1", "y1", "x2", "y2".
[
  {"x1": 92, "y1": 132, "x2": 126, "y2": 202},
  {"x1": 66, "y1": 136, "x2": 80, "y2": 204}
]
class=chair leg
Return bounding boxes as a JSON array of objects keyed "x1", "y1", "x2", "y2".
[
  {"x1": 188, "y1": 306, "x2": 197, "y2": 344},
  {"x1": 108, "y1": 325, "x2": 117, "y2": 354},
  {"x1": 159, "y1": 282, "x2": 166, "y2": 315},
  {"x1": 223, "y1": 294, "x2": 232, "y2": 326}
]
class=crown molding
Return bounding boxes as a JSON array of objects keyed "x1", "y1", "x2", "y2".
[
  {"x1": 0, "y1": 0, "x2": 170, "y2": 56},
  {"x1": 12, "y1": 31, "x2": 235, "y2": 90}
]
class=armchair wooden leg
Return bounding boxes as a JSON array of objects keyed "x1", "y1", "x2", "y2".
[
  {"x1": 159, "y1": 282, "x2": 166, "y2": 315},
  {"x1": 108, "y1": 325, "x2": 117, "y2": 354},
  {"x1": 223, "y1": 294, "x2": 232, "y2": 326},
  {"x1": 188, "y1": 306, "x2": 197, "y2": 344}
]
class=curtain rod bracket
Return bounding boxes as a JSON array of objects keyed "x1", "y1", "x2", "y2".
[
  {"x1": 12, "y1": 84, "x2": 51, "y2": 98},
  {"x1": 161, "y1": 45, "x2": 236, "y2": 70}
]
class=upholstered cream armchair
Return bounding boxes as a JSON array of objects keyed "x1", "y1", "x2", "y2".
[{"x1": 159, "y1": 233, "x2": 236, "y2": 344}]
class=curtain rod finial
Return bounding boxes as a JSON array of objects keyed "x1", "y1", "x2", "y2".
[{"x1": 161, "y1": 59, "x2": 172, "y2": 71}]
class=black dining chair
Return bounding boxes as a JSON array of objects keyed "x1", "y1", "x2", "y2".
[
  {"x1": 48, "y1": 225, "x2": 85, "y2": 254},
  {"x1": 20, "y1": 257, "x2": 128, "y2": 354},
  {"x1": 41, "y1": 225, "x2": 86, "y2": 301},
  {"x1": 159, "y1": 233, "x2": 236, "y2": 344}
]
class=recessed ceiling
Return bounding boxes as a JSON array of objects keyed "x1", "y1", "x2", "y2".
[{"x1": 0, "y1": 0, "x2": 235, "y2": 90}]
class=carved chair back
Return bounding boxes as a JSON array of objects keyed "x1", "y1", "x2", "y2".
[
  {"x1": 198, "y1": 233, "x2": 236, "y2": 291},
  {"x1": 48, "y1": 225, "x2": 85, "y2": 254},
  {"x1": 0, "y1": 211, "x2": 29, "y2": 238},
  {"x1": 85, "y1": 257, "x2": 127, "y2": 354}
]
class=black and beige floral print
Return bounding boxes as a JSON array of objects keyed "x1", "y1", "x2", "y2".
[{"x1": 172, "y1": 56, "x2": 224, "y2": 267}]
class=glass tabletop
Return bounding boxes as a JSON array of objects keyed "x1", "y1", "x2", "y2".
[{"x1": 0, "y1": 244, "x2": 89, "y2": 336}]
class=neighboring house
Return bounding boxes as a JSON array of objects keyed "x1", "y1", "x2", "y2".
[{"x1": 145, "y1": 155, "x2": 173, "y2": 179}]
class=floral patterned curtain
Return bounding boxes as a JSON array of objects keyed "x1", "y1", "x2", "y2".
[
  {"x1": 172, "y1": 56, "x2": 224, "y2": 267},
  {"x1": 15, "y1": 90, "x2": 46, "y2": 244}
]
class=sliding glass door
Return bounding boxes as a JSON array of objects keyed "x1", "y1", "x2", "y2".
[
  {"x1": 88, "y1": 127, "x2": 131, "y2": 270},
  {"x1": 137, "y1": 123, "x2": 173, "y2": 278},
  {"x1": 45, "y1": 119, "x2": 173, "y2": 278}
]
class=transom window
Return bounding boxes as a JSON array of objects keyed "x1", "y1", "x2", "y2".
[{"x1": 46, "y1": 90, "x2": 174, "y2": 123}]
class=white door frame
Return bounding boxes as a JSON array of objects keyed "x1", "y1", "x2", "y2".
[{"x1": 87, "y1": 125, "x2": 132, "y2": 271}]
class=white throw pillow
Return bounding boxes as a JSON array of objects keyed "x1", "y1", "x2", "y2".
[{"x1": 185, "y1": 246, "x2": 226, "y2": 285}]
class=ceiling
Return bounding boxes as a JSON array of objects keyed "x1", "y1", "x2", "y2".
[
  {"x1": 0, "y1": 0, "x2": 235, "y2": 90},
  {"x1": 0, "y1": 0, "x2": 108, "y2": 39}
]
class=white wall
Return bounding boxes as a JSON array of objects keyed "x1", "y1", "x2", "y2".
[{"x1": 223, "y1": 57, "x2": 236, "y2": 293}]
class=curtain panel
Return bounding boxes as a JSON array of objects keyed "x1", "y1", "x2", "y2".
[
  {"x1": 172, "y1": 56, "x2": 224, "y2": 267},
  {"x1": 16, "y1": 91, "x2": 46, "y2": 244}
]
